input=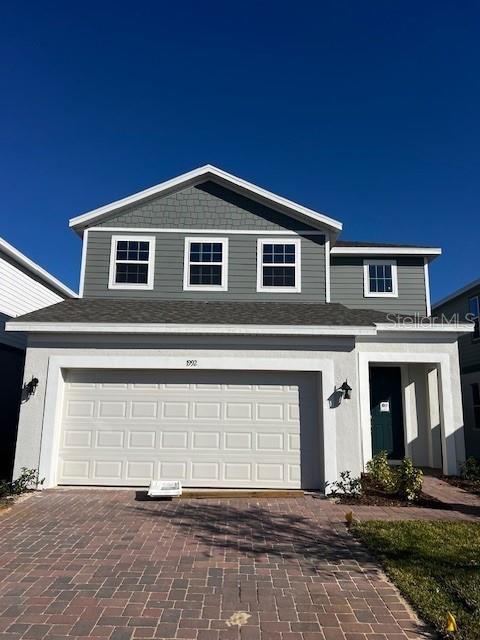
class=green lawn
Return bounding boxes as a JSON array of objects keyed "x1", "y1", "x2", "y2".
[{"x1": 354, "y1": 521, "x2": 480, "y2": 639}]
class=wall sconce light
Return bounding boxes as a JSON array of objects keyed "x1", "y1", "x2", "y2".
[
  {"x1": 340, "y1": 380, "x2": 352, "y2": 400},
  {"x1": 24, "y1": 377, "x2": 39, "y2": 399}
]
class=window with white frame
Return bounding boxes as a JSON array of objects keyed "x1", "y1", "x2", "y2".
[
  {"x1": 469, "y1": 295, "x2": 480, "y2": 341},
  {"x1": 108, "y1": 236, "x2": 155, "y2": 289},
  {"x1": 472, "y1": 383, "x2": 480, "y2": 430},
  {"x1": 257, "y1": 239, "x2": 301, "y2": 292},
  {"x1": 363, "y1": 259, "x2": 398, "y2": 297},
  {"x1": 183, "y1": 238, "x2": 228, "y2": 290}
]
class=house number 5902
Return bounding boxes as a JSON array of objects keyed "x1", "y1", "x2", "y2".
[{"x1": 186, "y1": 360, "x2": 198, "y2": 367}]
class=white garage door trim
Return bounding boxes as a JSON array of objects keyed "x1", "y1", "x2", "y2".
[{"x1": 39, "y1": 354, "x2": 336, "y2": 489}]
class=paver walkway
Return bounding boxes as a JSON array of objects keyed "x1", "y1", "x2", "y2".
[{"x1": 0, "y1": 489, "x2": 441, "y2": 640}]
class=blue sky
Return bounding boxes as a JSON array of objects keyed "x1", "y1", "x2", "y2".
[{"x1": 1, "y1": 1, "x2": 478, "y2": 301}]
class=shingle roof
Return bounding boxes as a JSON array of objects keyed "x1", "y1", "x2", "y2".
[{"x1": 8, "y1": 298, "x2": 396, "y2": 327}]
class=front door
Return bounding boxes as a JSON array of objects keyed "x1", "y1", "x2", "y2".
[{"x1": 370, "y1": 366, "x2": 405, "y2": 459}]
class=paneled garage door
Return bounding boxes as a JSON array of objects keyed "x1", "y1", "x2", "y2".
[{"x1": 57, "y1": 370, "x2": 321, "y2": 488}]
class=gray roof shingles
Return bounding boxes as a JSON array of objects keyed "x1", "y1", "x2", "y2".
[{"x1": 8, "y1": 299, "x2": 398, "y2": 327}]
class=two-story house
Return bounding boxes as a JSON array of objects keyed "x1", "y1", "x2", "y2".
[
  {"x1": 0, "y1": 237, "x2": 75, "y2": 479},
  {"x1": 434, "y1": 279, "x2": 480, "y2": 458},
  {"x1": 7, "y1": 166, "x2": 473, "y2": 491}
]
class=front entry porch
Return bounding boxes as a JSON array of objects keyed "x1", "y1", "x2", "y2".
[{"x1": 359, "y1": 349, "x2": 466, "y2": 476}]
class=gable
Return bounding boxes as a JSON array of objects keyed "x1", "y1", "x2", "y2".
[
  {"x1": 70, "y1": 165, "x2": 342, "y2": 233},
  {"x1": 93, "y1": 181, "x2": 330, "y2": 233}
]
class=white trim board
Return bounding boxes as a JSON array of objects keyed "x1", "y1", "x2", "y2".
[
  {"x1": 6, "y1": 320, "x2": 474, "y2": 335},
  {"x1": 38, "y1": 353, "x2": 336, "y2": 490},
  {"x1": 0, "y1": 237, "x2": 77, "y2": 298},
  {"x1": 332, "y1": 246, "x2": 442, "y2": 257},
  {"x1": 69, "y1": 165, "x2": 343, "y2": 233},
  {"x1": 5, "y1": 322, "x2": 378, "y2": 336}
]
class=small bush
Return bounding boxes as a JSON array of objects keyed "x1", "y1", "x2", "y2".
[
  {"x1": 0, "y1": 468, "x2": 44, "y2": 499},
  {"x1": 366, "y1": 451, "x2": 397, "y2": 493},
  {"x1": 461, "y1": 457, "x2": 480, "y2": 482},
  {"x1": 327, "y1": 470, "x2": 363, "y2": 497},
  {"x1": 397, "y1": 458, "x2": 423, "y2": 501}
]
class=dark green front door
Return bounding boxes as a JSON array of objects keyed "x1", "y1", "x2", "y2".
[{"x1": 370, "y1": 366, "x2": 405, "y2": 459}]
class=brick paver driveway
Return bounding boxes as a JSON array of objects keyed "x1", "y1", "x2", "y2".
[{"x1": 0, "y1": 491, "x2": 430, "y2": 640}]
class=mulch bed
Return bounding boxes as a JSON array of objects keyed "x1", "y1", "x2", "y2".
[
  {"x1": 441, "y1": 475, "x2": 480, "y2": 496},
  {"x1": 332, "y1": 491, "x2": 446, "y2": 508}
]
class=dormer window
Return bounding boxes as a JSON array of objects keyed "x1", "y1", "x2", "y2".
[
  {"x1": 183, "y1": 238, "x2": 228, "y2": 291},
  {"x1": 363, "y1": 259, "x2": 398, "y2": 298},
  {"x1": 108, "y1": 236, "x2": 155, "y2": 290},
  {"x1": 257, "y1": 239, "x2": 301, "y2": 293}
]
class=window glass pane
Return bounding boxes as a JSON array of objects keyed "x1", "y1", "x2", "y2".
[
  {"x1": 263, "y1": 266, "x2": 295, "y2": 287},
  {"x1": 115, "y1": 263, "x2": 148, "y2": 284},
  {"x1": 116, "y1": 240, "x2": 149, "y2": 262},
  {"x1": 367, "y1": 263, "x2": 394, "y2": 294},
  {"x1": 189, "y1": 264, "x2": 222, "y2": 286},
  {"x1": 190, "y1": 242, "x2": 223, "y2": 263},
  {"x1": 262, "y1": 244, "x2": 274, "y2": 263}
]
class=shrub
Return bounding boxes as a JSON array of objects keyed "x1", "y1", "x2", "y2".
[
  {"x1": 327, "y1": 470, "x2": 362, "y2": 497},
  {"x1": 366, "y1": 451, "x2": 397, "y2": 493},
  {"x1": 397, "y1": 458, "x2": 423, "y2": 501},
  {"x1": 461, "y1": 457, "x2": 480, "y2": 481},
  {"x1": 0, "y1": 468, "x2": 44, "y2": 498}
]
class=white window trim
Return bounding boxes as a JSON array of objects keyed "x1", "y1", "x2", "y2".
[
  {"x1": 363, "y1": 259, "x2": 398, "y2": 298},
  {"x1": 108, "y1": 235, "x2": 155, "y2": 290},
  {"x1": 183, "y1": 237, "x2": 228, "y2": 292},
  {"x1": 256, "y1": 238, "x2": 301, "y2": 293}
]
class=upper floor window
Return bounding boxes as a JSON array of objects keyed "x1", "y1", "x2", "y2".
[
  {"x1": 183, "y1": 238, "x2": 228, "y2": 291},
  {"x1": 257, "y1": 239, "x2": 301, "y2": 293},
  {"x1": 469, "y1": 295, "x2": 480, "y2": 341},
  {"x1": 363, "y1": 259, "x2": 398, "y2": 297},
  {"x1": 108, "y1": 235, "x2": 155, "y2": 290}
]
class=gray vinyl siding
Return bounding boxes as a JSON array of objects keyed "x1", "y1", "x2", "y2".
[
  {"x1": 434, "y1": 284, "x2": 480, "y2": 373},
  {"x1": 83, "y1": 231, "x2": 326, "y2": 302},
  {"x1": 330, "y1": 256, "x2": 427, "y2": 315},
  {"x1": 94, "y1": 182, "x2": 323, "y2": 232}
]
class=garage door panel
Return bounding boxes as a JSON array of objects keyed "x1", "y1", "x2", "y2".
[{"x1": 58, "y1": 370, "x2": 322, "y2": 488}]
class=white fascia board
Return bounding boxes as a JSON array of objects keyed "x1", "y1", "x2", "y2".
[
  {"x1": 69, "y1": 165, "x2": 343, "y2": 232},
  {"x1": 5, "y1": 321, "x2": 376, "y2": 336},
  {"x1": 375, "y1": 322, "x2": 474, "y2": 334},
  {"x1": 331, "y1": 246, "x2": 442, "y2": 257},
  {"x1": 0, "y1": 237, "x2": 77, "y2": 298},
  {"x1": 433, "y1": 278, "x2": 480, "y2": 310}
]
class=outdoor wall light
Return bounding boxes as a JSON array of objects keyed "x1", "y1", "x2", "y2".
[
  {"x1": 24, "y1": 376, "x2": 39, "y2": 399},
  {"x1": 340, "y1": 380, "x2": 352, "y2": 400}
]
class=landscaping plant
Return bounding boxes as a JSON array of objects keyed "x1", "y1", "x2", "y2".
[
  {"x1": 461, "y1": 457, "x2": 480, "y2": 482},
  {"x1": 366, "y1": 450, "x2": 397, "y2": 493},
  {"x1": 0, "y1": 468, "x2": 43, "y2": 502}
]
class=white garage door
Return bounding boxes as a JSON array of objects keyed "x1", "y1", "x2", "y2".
[{"x1": 57, "y1": 370, "x2": 321, "y2": 488}]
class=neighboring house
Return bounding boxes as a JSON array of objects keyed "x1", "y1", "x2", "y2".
[
  {"x1": 6, "y1": 166, "x2": 474, "y2": 491},
  {"x1": 0, "y1": 237, "x2": 76, "y2": 479},
  {"x1": 433, "y1": 279, "x2": 480, "y2": 458}
]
